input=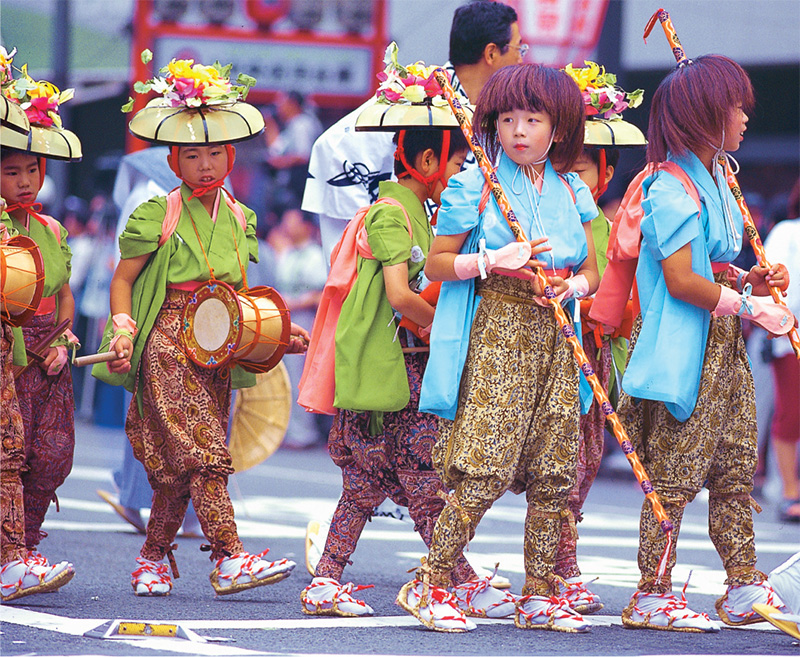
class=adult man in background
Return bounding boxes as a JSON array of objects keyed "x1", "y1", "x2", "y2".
[{"x1": 302, "y1": 0, "x2": 525, "y2": 260}]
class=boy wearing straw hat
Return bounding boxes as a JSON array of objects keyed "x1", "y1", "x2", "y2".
[
  {"x1": 95, "y1": 54, "x2": 308, "y2": 597},
  {"x1": 1, "y1": 55, "x2": 82, "y2": 576},
  {"x1": 0, "y1": 47, "x2": 75, "y2": 601},
  {"x1": 554, "y1": 61, "x2": 646, "y2": 615}
]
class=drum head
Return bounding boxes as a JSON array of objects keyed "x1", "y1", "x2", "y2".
[
  {"x1": 1, "y1": 235, "x2": 45, "y2": 328},
  {"x1": 181, "y1": 280, "x2": 242, "y2": 368}
]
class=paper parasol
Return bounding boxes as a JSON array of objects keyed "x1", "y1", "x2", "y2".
[{"x1": 228, "y1": 361, "x2": 291, "y2": 472}]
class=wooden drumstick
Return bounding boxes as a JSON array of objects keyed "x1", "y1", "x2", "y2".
[{"x1": 72, "y1": 350, "x2": 129, "y2": 367}]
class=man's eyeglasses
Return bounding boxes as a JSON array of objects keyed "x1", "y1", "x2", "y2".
[{"x1": 507, "y1": 43, "x2": 530, "y2": 58}]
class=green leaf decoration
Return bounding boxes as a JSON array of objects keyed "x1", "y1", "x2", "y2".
[
  {"x1": 121, "y1": 97, "x2": 134, "y2": 112},
  {"x1": 141, "y1": 49, "x2": 153, "y2": 64}
]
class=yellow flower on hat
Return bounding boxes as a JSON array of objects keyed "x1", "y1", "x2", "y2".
[
  {"x1": 564, "y1": 61, "x2": 601, "y2": 92},
  {"x1": 166, "y1": 59, "x2": 197, "y2": 82}
]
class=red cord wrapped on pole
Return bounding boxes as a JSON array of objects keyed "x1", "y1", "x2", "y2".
[
  {"x1": 645, "y1": 7, "x2": 800, "y2": 359},
  {"x1": 431, "y1": 67, "x2": 674, "y2": 537}
]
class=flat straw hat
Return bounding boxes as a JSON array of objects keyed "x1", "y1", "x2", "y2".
[
  {"x1": 0, "y1": 47, "x2": 28, "y2": 134},
  {"x1": 1, "y1": 58, "x2": 81, "y2": 160},
  {"x1": 355, "y1": 42, "x2": 471, "y2": 132},
  {"x1": 1, "y1": 94, "x2": 30, "y2": 135},
  {"x1": 125, "y1": 53, "x2": 264, "y2": 146},
  {"x1": 1, "y1": 123, "x2": 82, "y2": 161},
  {"x1": 563, "y1": 61, "x2": 646, "y2": 148},
  {"x1": 584, "y1": 117, "x2": 647, "y2": 148}
]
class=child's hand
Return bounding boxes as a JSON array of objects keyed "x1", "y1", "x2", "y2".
[
  {"x1": 286, "y1": 322, "x2": 310, "y2": 354},
  {"x1": 546, "y1": 275, "x2": 571, "y2": 298},
  {"x1": 107, "y1": 336, "x2": 133, "y2": 374},
  {"x1": 43, "y1": 346, "x2": 68, "y2": 375},
  {"x1": 747, "y1": 264, "x2": 790, "y2": 297},
  {"x1": 491, "y1": 237, "x2": 552, "y2": 282}
]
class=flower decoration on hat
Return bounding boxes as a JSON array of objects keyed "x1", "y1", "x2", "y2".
[
  {"x1": 2, "y1": 63, "x2": 74, "y2": 128},
  {"x1": 0, "y1": 46, "x2": 17, "y2": 86},
  {"x1": 564, "y1": 61, "x2": 643, "y2": 120},
  {"x1": 375, "y1": 42, "x2": 465, "y2": 108},
  {"x1": 121, "y1": 49, "x2": 256, "y2": 113}
]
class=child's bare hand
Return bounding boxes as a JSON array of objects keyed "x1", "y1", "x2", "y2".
[
  {"x1": 285, "y1": 322, "x2": 310, "y2": 354},
  {"x1": 547, "y1": 275, "x2": 570, "y2": 297},
  {"x1": 107, "y1": 336, "x2": 133, "y2": 374},
  {"x1": 765, "y1": 263, "x2": 790, "y2": 296}
]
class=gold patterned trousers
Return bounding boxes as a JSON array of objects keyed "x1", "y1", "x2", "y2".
[
  {"x1": 127, "y1": 290, "x2": 243, "y2": 563},
  {"x1": 429, "y1": 275, "x2": 581, "y2": 595},
  {"x1": 618, "y1": 278, "x2": 762, "y2": 593}
]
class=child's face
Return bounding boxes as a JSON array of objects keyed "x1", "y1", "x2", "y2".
[
  {"x1": 431, "y1": 149, "x2": 468, "y2": 205},
  {"x1": 1, "y1": 153, "x2": 41, "y2": 206},
  {"x1": 723, "y1": 106, "x2": 748, "y2": 153},
  {"x1": 571, "y1": 152, "x2": 599, "y2": 192},
  {"x1": 177, "y1": 145, "x2": 228, "y2": 188},
  {"x1": 497, "y1": 109, "x2": 554, "y2": 168}
]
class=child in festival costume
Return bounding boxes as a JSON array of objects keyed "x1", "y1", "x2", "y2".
[
  {"x1": 299, "y1": 50, "x2": 515, "y2": 624},
  {"x1": 1, "y1": 56, "x2": 82, "y2": 572},
  {"x1": 553, "y1": 62, "x2": 646, "y2": 615},
  {"x1": 1, "y1": 50, "x2": 74, "y2": 596},
  {"x1": 592, "y1": 54, "x2": 794, "y2": 632},
  {"x1": 400, "y1": 63, "x2": 600, "y2": 633},
  {"x1": 95, "y1": 55, "x2": 308, "y2": 597},
  {"x1": 1, "y1": 209, "x2": 75, "y2": 601}
]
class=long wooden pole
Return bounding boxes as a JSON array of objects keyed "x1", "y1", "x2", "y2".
[{"x1": 432, "y1": 69, "x2": 674, "y2": 536}]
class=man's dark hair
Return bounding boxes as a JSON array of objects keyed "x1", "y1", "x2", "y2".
[{"x1": 449, "y1": 1, "x2": 518, "y2": 67}]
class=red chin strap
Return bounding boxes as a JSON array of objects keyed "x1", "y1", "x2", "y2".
[
  {"x1": 168, "y1": 144, "x2": 236, "y2": 201},
  {"x1": 394, "y1": 130, "x2": 452, "y2": 198},
  {"x1": 591, "y1": 148, "x2": 608, "y2": 202}
]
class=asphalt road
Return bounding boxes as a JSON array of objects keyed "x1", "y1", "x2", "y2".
[{"x1": 1, "y1": 417, "x2": 799, "y2": 657}]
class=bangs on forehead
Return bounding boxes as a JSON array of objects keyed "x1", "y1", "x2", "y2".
[
  {"x1": 498, "y1": 73, "x2": 546, "y2": 115},
  {"x1": 473, "y1": 63, "x2": 585, "y2": 171}
]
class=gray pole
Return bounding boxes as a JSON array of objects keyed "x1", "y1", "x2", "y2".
[{"x1": 49, "y1": 0, "x2": 71, "y2": 216}]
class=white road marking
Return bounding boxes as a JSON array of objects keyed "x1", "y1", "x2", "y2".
[{"x1": 1, "y1": 605, "x2": 778, "y2": 641}]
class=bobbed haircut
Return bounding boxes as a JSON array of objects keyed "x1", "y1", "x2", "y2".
[
  {"x1": 392, "y1": 128, "x2": 469, "y2": 177},
  {"x1": 473, "y1": 64, "x2": 585, "y2": 172},
  {"x1": 449, "y1": 1, "x2": 518, "y2": 67},
  {"x1": 647, "y1": 54, "x2": 754, "y2": 164}
]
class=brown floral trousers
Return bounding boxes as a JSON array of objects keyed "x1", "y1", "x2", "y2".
[
  {"x1": 17, "y1": 312, "x2": 75, "y2": 550},
  {"x1": 618, "y1": 281, "x2": 763, "y2": 593},
  {"x1": 1, "y1": 324, "x2": 27, "y2": 564},
  {"x1": 126, "y1": 290, "x2": 243, "y2": 563},
  {"x1": 428, "y1": 275, "x2": 581, "y2": 596}
]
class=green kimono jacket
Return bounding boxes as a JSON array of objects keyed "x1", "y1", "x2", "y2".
[
  {"x1": 92, "y1": 185, "x2": 259, "y2": 395},
  {"x1": 334, "y1": 181, "x2": 432, "y2": 414}
]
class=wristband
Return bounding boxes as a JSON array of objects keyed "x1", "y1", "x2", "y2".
[{"x1": 112, "y1": 313, "x2": 137, "y2": 337}]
